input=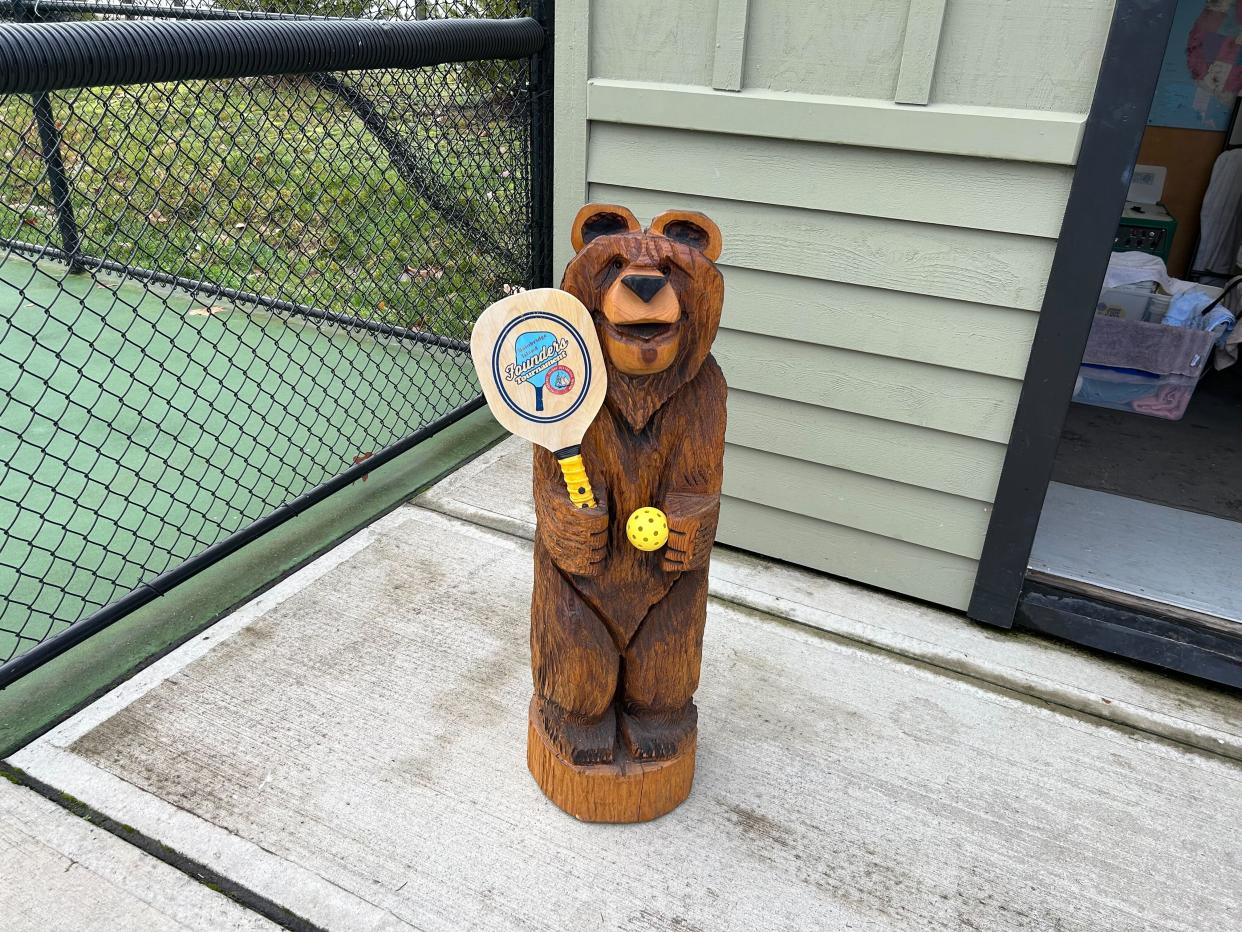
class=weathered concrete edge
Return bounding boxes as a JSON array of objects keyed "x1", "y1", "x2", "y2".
[
  {"x1": 6, "y1": 510, "x2": 426, "y2": 931},
  {"x1": 414, "y1": 492, "x2": 1242, "y2": 764},
  {"x1": 0, "y1": 777, "x2": 281, "y2": 931}
]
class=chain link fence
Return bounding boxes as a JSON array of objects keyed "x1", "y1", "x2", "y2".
[{"x1": 0, "y1": 5, "x2": 548, "y2": 682}]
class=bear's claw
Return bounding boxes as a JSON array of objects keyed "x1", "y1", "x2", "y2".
[
  {"x1": 620, "y1": 702, "x2": 697, "y2": 762},
  {"x1": 537, "y1": 698, "x2": 617, "y2": 766}
]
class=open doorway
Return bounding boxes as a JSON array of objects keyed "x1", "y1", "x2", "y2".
[{"x1": 1029, "y1": 2, "x2": 1242, "y2": 631}]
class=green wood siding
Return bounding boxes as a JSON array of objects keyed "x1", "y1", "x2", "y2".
[{"x1": 554, "y1": 0, "x2": 1115, "y2": 609}]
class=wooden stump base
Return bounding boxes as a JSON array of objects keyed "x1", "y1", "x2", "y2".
[{"x1": 526, "y1": 700, "x2": 696, "y2": 823}]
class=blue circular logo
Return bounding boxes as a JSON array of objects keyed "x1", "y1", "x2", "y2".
[{"x1": 492, "y1": 311, "x2": 592, "y2": 424}]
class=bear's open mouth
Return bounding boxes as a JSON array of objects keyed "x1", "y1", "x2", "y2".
[
  {"x1": 621, "y1": 322, "x2": 672, "y2": 340},
  {"x1": 607, "y1": 319, "x2": 680, "y2": 344}
]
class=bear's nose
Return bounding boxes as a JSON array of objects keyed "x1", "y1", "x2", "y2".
[{"x1": 621, "y1": 274, "x2": 667, "y2": 303}]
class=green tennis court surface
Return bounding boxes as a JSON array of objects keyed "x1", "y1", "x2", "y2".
[{"x1": 0, "y1": 255, "x2": 475, "y2": 662}]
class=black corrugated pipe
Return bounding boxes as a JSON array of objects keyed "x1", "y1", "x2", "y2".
[{"x1": 0, "y1": 15, "x2": 545, "y2": 94}]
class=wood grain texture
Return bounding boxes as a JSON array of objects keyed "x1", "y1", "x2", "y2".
[
  {"x1": 587, "y1": 78, "x2": 1086, "y2": 165},
  {"x1": 527, "y1": 701, "x2": 695, "y2": 823},
  {"x1": 741, "y1": 0, "x2": 908, "y2": 99},
  {"x1": 714, "y1": 329, "x2": 1022, "y2": 443},
  {"x1": 724, "y1": 443, "x2": 992, "y2": 560},
  {"x1": 934, "y1": 0, "x2": 1114, "y2": 113},
  {"x1": 527, "y1": 210, "x2": 727, "y2": 819},
  {"x1": 895, "y1": 0, "x2": 948, "y2": 105},
  {"x1": 469, "y1": 288, "x2": 607, "y2": 455},
  {"x1": 711, "y1": 0, "x2": 750, "y2": 91},
  {"x1": 718, "y1": 494, "x2": 979, "y2": 608},
  {"x1": 719, "y1": 265, "x2": 1040, "y2": 379},
  {"x1": 591, "y1": 0, "x2": 716, "y2": 87},
  {"x1": 588, "y1": 123, "x2": 1073, "y2": 238},
  {"x1": 590, "y1": 184, "x2": 1056, "y2": 312},
  {"x1": 726, "y1": 389, "x2": 1006, "y2": 503}
]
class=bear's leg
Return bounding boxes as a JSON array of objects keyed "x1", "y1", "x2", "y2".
[
  {"x1": 620, "y1": 566, "x2": 708, "y2": 762},
  {"x1": 530, "y1": 541, "x2": 620, "y2": 766}
]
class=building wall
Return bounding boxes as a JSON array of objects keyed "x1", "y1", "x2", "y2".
[{"x1": 554, "y1": 0, "x2": 1118, "y2": 609}]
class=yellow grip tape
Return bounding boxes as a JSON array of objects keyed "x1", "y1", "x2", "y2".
[{"x1": 558, "y1": 453, "x2": 596, "y2": 509}]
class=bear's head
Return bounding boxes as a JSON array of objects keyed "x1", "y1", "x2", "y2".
[{"x1": 562, "y1": 203, "x2": 724, "y2": 429}]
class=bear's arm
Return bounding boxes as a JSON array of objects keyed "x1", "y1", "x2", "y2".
[
  {"x1": 532, "y1": 444, "x2": 609, "y2": 577},
  {"x1": 661, "y1": 357, "x2": 727, "y2": 574}
]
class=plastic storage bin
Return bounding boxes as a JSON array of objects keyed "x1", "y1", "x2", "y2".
[{"x1": 1072, "y1": 314, "x2": 1215, "y2": 421}]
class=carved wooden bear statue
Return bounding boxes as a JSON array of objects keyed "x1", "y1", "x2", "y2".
[{"x1": 526, "y1": 203, "x2": 727, "y2": 822}]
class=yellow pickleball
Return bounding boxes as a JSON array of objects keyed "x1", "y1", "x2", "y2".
[{"x1": 626, "y1": 506, "x2": 669, "y2": 551}]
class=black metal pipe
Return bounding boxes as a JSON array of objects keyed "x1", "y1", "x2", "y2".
[
  {"x1": 2, "y1": 236, "x2": 470, "y2": 351},
  {"x1": 0, "y1": 394, "x2": 487, "y2": 690},
  {"x1": 30, "y1": 93, "x2": 83, "y2": 271},
  {"x1": 8, "y1": 0, "x2": 327, "y2": 20},
  {"x1": 0, "y1": 15, "x2": 545, "y2": 94}
]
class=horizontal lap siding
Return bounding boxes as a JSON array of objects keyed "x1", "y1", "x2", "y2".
[
  {"x1": 723, "y1": 444, "x2": 992, "y2": 560},
  {"x1": 726, "y1": 390, "x2": 1006, "y2": 503},
  {"x1": 718, "y1": 266, "x2": 1039, "y2": 379},
  {"x1": 713, "y1": 329, "x2": 1022, "y2": 443},
  {"x1": 558, "y1": 0, "x2": 1114, "y2": 609},
  {"x1": 718, "y1": 496, "x2": 981, "y2": 610},
  {"x1": 588, "y1": 124, "x2": 1072, "y2": 237},
  {"x1": 587, "y1": 184, "x2": 1055, "y2": 312},
  {"x1": 583, "y1": 169, "x2": 1046, "y2": 610}
]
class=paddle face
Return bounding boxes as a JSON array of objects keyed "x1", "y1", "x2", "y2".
[{"x1": 470, "y1": 288, "x2": 607, "y2": 454}]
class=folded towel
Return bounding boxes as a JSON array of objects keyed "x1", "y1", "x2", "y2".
[
  {"x1": 1164, "y1": 290, "x2": 1215, "y2": 327},
  {"x1": 1103, "y1": 252, "x2": 1175, "y2": 293},
  {"x1": 1202, "y1": 305, "x2": 1236, "y2": 348},
  {"x1": 1082, "y1": 314, "x2": 1216, "y2": 377}
]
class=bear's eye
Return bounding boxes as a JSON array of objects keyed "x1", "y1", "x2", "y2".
[
  {"x1": 658, "y1": 262, "x2": 672, "y2": 276},
  {"x1": 610, "y1": 257, "x2": 624, "y2": 271}
]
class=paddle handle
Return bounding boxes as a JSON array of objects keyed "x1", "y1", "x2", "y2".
[{"x1": 557, "y1": 451, "x2": 596, "y2": 509}]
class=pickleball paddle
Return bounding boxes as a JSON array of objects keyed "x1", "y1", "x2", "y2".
[{"x1": 470, "y1": 288, "x2": 607, "y2": 509}]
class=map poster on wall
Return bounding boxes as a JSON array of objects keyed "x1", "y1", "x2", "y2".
[{"x1": 1150, "y1": 0, "x2": 1242, "y2": 131}]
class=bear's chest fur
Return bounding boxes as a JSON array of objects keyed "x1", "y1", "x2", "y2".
[{"x1": 568, "y1": 387, "x2": 687, "y2": 644}]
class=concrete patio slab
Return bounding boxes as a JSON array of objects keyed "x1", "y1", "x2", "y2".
[
  {"x1": 418, "y1": 438, "x2": 1242, "y2": 762},
  {"x1": 0, "y1": 778, "x2": 274, "y2": 931},
  {"x1": 8, "y1": 501, "x2": 1242, "y2": 931}
]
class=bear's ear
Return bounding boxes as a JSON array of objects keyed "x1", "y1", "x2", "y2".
[
  {"x1": 648, "y1": 210, "x2": 722, "y2": 261},
  {"x1": 570, "y1": 203, "x2": 641, "y2": 252}
]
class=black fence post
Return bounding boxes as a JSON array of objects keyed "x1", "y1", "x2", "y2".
[
  {"x1": 15, "y1": 0, "x2": 85, "y2": 271},
  {"x1": 529, "y1": 0, "x2": 553, "y2": 288},
  {"x1": 32, "y1": 92, "x2": 84, "y2": 272}
]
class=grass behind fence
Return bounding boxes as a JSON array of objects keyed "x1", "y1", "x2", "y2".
[{"x1": 0, "y1": 68, "x2": 528, "y2": 340}]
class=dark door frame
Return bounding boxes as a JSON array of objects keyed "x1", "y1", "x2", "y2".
[
  {"x1": 968, "y1": 0, "x2": 1178, "y2": 627},
  {"x1": 967, "y1": 0, "x2": 1242, "y2": 688}
]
